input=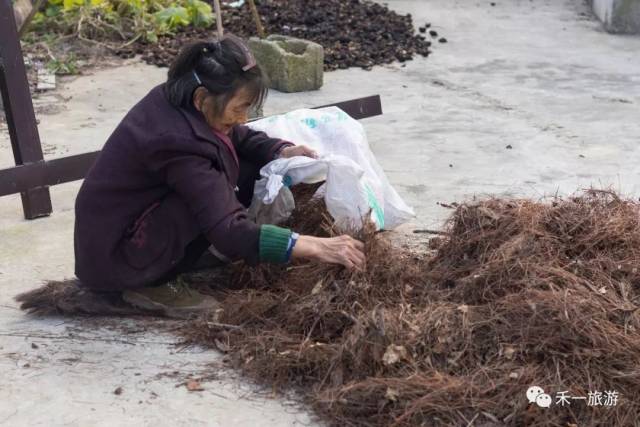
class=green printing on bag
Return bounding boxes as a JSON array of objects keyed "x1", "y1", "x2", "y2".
[{"x1": 364, "y1": 183, "x2": 384, "y2": 229}]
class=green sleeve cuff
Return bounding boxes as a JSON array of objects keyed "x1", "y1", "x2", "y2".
[{"x1": 259, "y1": 225, "x2": 292, "y2": 263}]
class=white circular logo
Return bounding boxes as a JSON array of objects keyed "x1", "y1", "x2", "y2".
[{"x1": 526, "y1": 386, "x2": 545, "y2": 404}]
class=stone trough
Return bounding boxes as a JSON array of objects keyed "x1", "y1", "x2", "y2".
[
  {"x1": 248, "y1": 35, "x2": 324, "y2": 93},
  {"x1": 592, "y1": 0, "x2": 640, "y2": 33}
]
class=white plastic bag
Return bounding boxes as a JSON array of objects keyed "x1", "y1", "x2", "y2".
[
  {"x1": 247, "y1": 185, "x2": 295, "y2": 226},
  {"x1": 248, "y1": 107, "x2": 414, "y2": 230}
]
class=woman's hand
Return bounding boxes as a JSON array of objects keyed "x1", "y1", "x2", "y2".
[
  {"x1": 292, "y1": 235, "x2": 366, "y2": 271},
  {"x1": 280, "y1": 145, "x2": 318, "y2": 159}
]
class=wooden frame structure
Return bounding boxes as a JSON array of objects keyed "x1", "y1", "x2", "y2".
[
  {"x1": 0, "y1": 0, "x2": 382, "y2": 220},
  {"x1": 1, "y1": 0, "x2": 52, "y2": 219}
]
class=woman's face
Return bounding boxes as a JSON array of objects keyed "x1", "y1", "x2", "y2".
[{"x1": 194, "y1": 86, "x2": 253, "y2": 135}]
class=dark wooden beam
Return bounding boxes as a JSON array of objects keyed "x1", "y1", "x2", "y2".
[
  {"x1": 0, "y1": 151, "x2": 100, "y2": 197},
  {"x1": 248, "y1": 94, "x2": 383, "y2": 122},
  {"x1": 0, "y1": 95, "x2": 382, "y2": 213},
  {"x1": 313, "y1": 95, "x2": 382, "y2": 120},
  {"x1": 0, "y1": 0, "x2": 52, "y2": 218}
]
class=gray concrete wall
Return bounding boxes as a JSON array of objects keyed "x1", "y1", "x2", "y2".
[{"x1": 593, "y1": 0, "x2": 640, "y2": 33}]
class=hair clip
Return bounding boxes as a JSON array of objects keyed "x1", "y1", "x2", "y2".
[
  {"x1": 222, "y1": 33, "x2": 257, "y2": 71},
  {"x1": 193, "y1": 70, "x2": 202, "y2": 85}
]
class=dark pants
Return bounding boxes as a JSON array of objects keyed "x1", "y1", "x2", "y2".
[{"x1": 141, "y1": 156, "x2": 261, "y2": 288}]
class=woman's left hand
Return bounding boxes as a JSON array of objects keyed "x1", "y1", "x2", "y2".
[{"x1": 280, "y1": 145, "x2": 318, "y2": 159}]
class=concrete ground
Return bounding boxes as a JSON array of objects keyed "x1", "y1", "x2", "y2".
[{"x1": 1, "y1": 0, "x2": 639, "y2": 425}]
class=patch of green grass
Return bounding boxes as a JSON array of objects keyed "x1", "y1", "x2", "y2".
[
  {"x1": 46, "y1": 54, "x2": 79, "y2": 75},
  {"x1": 25, "y1": 0, "x2": 215, "y2": 70}
]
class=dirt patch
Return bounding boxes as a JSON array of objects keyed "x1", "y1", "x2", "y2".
[{"x1": 125, "y1": 0, "x2": 436, "y2": 71}]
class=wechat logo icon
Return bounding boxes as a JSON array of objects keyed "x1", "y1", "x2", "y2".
[{"x1": 527, "y1": 386, "x2": 552, "y2": 408}]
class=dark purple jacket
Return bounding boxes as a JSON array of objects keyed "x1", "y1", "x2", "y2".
[{"x1": 74, "y1": 84, "x2": 290, "y2": 290}]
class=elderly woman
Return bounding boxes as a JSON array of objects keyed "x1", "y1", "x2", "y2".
[{"x1": 74, "y1": 36, "x2": 365, "y2": 318}]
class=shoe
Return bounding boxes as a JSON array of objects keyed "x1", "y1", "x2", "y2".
[{"x1": 122, "y1": 277, "x2": 220, "y2": 319}]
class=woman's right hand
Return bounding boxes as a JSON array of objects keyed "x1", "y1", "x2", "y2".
[{"x1": 292, "y1": 234, "x2": 366, "y2": 271}]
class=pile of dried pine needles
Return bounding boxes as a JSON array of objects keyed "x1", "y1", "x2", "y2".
[
  {"x1": 17, "y1": 188, "x2": 640, "y2": 426},
  {"x1": 185, "y1": 189, "x2": 640, "y2": 426}
]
